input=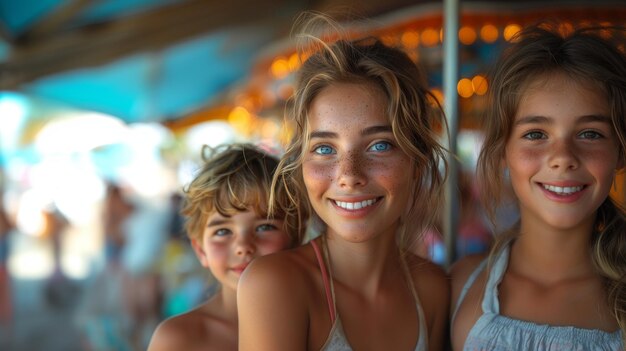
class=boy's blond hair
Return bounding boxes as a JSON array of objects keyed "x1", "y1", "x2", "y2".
[{"x1": 182, "y1": 143, "x2": 302, "y2": 247}]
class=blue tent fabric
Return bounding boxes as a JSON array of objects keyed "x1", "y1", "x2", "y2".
[{"x1": 23, "y1": 28, "x2": 272, "y2": 123}]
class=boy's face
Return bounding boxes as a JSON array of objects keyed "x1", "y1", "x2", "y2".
[{"x1": 191, "y1": 209, "x2": 290, "y2": 291}]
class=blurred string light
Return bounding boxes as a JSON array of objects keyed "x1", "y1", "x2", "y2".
[
  {"x1": 457, "y1": 78, "x2": 474, "y2": 98},
  {"x1": 480, "y1": 24, "x2": 499, "y2": 43},
  {"x1": 458, "y1": 26, "x2": 477, "y2": 45},
  {"x1": 420, "y1": 27, "x2": 440, "y2": 47},
  {"x1": 504, "y1": 23, "x2": 522, "y2": 41},
  {"x1": 401, "y1": 30, "x2": 420, "y2": 49},
  {"x1": 457, "y1": 75, "x2": 489, "y2": 98},
  {"x1": 471, "y1": 75, "x2": 488, "y2": 96}
]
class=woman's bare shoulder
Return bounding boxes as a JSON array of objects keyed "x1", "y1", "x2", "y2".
[
  {"x1": 238, "y1": 243, "x2": 320, "y2": 314},
  {"x1": 237, "y1": 243, "x2": 319, "y2": 350},
  {"x1": 242, "y1": 244, "x2": 316, "y2": 286},
  {"x1": 406, "y1": 254, "x2": 449, "y2": 291}
]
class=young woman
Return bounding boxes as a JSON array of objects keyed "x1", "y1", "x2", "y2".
[{"x1": 238, "y1": 13, "x2": 449, "y2": 351}]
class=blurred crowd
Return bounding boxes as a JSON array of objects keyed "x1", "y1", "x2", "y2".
[{"x1": 0, "y1": 183, "x2": 214, "y2": 351}]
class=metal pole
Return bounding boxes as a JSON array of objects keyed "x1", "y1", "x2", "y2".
[{"x1": 443, "y1": 0, "x2": 460, "y2": 269}]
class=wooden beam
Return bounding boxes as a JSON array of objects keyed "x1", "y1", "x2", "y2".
[
  {"x1": 20, "y1": 0, "x2": 96, "y2": 41},
  {"x1": 0, "y1": 0, "x2": 317, "y2": 89}
]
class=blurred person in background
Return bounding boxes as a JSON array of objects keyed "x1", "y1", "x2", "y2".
[
  {"x1": 157, "y1": 192, "x2": 208, "y2": 320},
  {"x1": 78, "y1": 182, "x2": 169, "y2": 351},
  {"x1": 0, "y1": 185, "x2": 14, "y2": 349}
]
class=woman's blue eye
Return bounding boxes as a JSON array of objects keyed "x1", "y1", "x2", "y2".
[
  {"x1": 369, "y1": 141, "x2": 391, "y2": 152},
  {"x1": 579, "y1": 130, "x2": 602, "y2": 139},
  {"x1": 314, "y1": 145, "x2": 335, "y2": 155},
  {"x1": 523, "y1": 131, "x2": 545, "y2": 140}
]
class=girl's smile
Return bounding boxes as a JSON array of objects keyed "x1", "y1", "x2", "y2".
[{"x1": 505, "y1": 72, "x2": 619, "y2": 231}]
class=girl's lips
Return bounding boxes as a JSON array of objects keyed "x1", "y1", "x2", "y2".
[{"x1": 538, "y1": 182, "x2": 587, "y2": 203}]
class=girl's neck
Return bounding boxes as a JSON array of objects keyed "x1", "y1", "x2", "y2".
[{"x1": 510, "y1": 217, "x2": 596, "y2": 283}]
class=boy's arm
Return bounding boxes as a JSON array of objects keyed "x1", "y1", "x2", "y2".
[{"x1": 238, "y1": 254, "x2": 309, "y2": 351}]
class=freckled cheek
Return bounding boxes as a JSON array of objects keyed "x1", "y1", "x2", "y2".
[
  {"x1": 303, "y1": 161, "x2": 335, "y2": 190},
  {"x1": 367, "y1": 159, "x2": 410, "y2": 187}
]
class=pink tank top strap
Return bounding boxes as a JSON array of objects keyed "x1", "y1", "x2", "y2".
[{"x1": 310, "y1": 239, "x2": 336, "y2": 323}]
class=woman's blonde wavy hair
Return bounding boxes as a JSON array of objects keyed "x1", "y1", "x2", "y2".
[
  {"x1": 269, "y1": 12, "x2": 448, "y2": 252},
  {"x1": 477, "y1": 22, "x2": 626, "y2": 345}
]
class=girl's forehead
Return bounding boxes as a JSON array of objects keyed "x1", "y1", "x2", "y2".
[{"x1": 520, "y1": 71, "x2": 604, "y2": 98}]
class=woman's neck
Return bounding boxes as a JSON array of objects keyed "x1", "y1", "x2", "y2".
[{"x1": 323, "y1": 230, "x2": 402, "y2": 298}]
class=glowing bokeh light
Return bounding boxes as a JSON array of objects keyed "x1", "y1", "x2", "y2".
[
  {"x1": 504, "y1": 24, "x2": 522, "y2": 42},
  {"x1": 480, "y1": 24, "x2": 499, "y2": 43},
  {"x1": 472, "y1": 75, "x2": 488, "y2": 96},
  {"x1": 457, "y1": 78, "x2": 474, "y2": 98},
  {"x1": 458, "y1": 26, "x2": 477, "y2": 45}
]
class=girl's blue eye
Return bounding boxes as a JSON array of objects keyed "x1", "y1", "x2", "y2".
[
  {"x1": 523, "y1": 131, "x2": 545, "y2": 140},
  {"x1": 579, "y1": 130, "x2": 602, "y2": 139},
  {"x1": 314, "y1": 145, "x2": 335, "y2": 155},
  {"x1": 369, "y1": 141, "x2": 391, "y2": 152}
]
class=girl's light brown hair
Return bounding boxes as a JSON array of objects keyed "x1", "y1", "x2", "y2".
[
  {"x1": 269, "y1": 12, "x2": 448, "y2": 251},
  {"x1": 477, "y1": 22, "x2": 626, "y2": 344},
  {"x1": 182, "y1": 143, "x2": 302, "y2": 247}
]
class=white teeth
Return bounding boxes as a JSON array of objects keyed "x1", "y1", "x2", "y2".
[
  {"x1": 543, "y1": 184, "x2": 583, "y2": 195},
  {"x1": 334, "y1": 198, "x2": 378, "y2": 210}
]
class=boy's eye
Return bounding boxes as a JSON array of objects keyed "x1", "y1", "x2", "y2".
[
  {"x1": 313, "y1": 145, "x2": 335, "y2": 155},
  {"x1": 256, "y1": 223, "x2": 278, "y2": 232},
  {"x1": 522, "y1": 131, "x2": 545, "y2": 140},
  {"x1": 369, "y1": 141, "x2": 392, "y2": 152},
  {"x1": 579, "y1": 130, "x2": 603, "y2": 139},
  {"x1": 214, "y1": 228, "x2": 232, "y2": 237}
]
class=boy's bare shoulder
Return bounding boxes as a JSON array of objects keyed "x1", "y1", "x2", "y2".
[{"x1": 147, "y1": 308, "x2": 220, "y2": 351}]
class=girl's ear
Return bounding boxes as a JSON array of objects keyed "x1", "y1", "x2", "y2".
[{"x1": 191, "y1": 237, "x2": 209, "y2": 268}]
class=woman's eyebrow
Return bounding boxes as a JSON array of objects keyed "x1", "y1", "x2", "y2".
[
  {"x1": 309, "y1": 131, "x2": 337, "y2": 139},
  {"x1": 362, "y1": 125, "x2": 392, "y2": 135}
]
